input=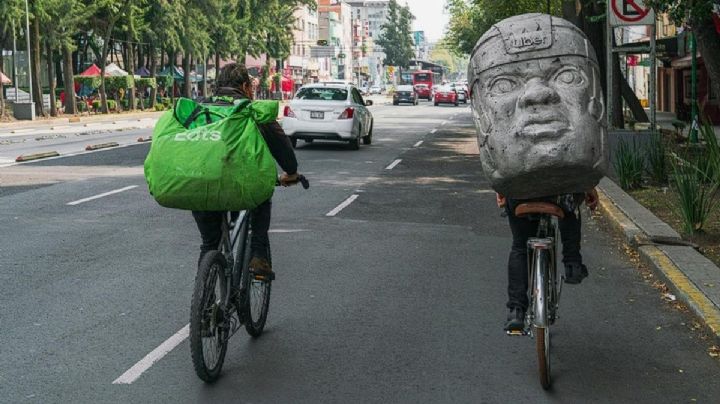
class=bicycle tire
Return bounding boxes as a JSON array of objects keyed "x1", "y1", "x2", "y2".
[
  {"x1": 242, "y1": 227, "x2": 272, "y2": 337},
  {"x1": 535, "y1": 325, "x2": 551, "y2": 390},
  {"x1": 190, "y1": 251, "x2": 229, "y2": 382}
]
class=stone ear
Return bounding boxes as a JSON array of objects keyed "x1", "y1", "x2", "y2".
[{"x1": 588, "y1": 96, "x2": 604, "y2": 123}]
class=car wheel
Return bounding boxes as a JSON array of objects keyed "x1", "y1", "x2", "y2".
[
  {"x1": 349, "y1": 137, "x2": 360, "y2": 150},
  {"x1": 434, "y1": 102, "x2": 439, "y2": 106},
  {"x1": 363, "y1": 121, "x2": 373, "y2": 145},
  {"x1": 393, "y1": 101, "x2": 399, "y2": 106},
  {"x1": 290, "y1": 137, "x2": 297, "y2": 148},
  {"x1": 454, "y1": 102, "x2": 458, "y2": 107}
]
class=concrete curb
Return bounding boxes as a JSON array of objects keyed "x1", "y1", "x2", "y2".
[
  {"x1": 15, "y1": 151, "x2": 60, "y2": 162},
  {"x1": 85, "y1": 142, "x2": 120, "y2": 151},
  {"x1": 597, "y1": 178, "x2": 720, "y2": 340}
]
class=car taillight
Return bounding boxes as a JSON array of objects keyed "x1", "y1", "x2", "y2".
[
  {"x1": 338, "y1": 107, "x2": 354, "y2": 119},
  {"x1": 283, "y1": 106, "x2": 295, "y2": 118}
]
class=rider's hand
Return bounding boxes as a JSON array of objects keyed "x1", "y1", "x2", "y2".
[
  {"x1": 279, "y1": 172, "x2": 299, "y2": 187},
  {"x1": 585, "y1": 188, "x2": 599, "y2": 211},
  {"x1": 496, "y1": 193, "x2": 506, "y2": 208}
]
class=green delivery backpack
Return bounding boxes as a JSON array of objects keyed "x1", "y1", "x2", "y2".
[{"x1": 144, "y1": 97, "x2": 279, "y2": 211}]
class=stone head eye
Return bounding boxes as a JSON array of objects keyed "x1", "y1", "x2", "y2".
[
  {"x1": 489, "y1": 78, "x2": 518, "y2": 94},
  {"x1": 554, "y1": 68, "x2": 584, "y2": 86}
]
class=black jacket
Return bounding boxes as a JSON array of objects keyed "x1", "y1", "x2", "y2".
[{"x1": 200, "y1": 87, "x2": 298, "y2": 175}]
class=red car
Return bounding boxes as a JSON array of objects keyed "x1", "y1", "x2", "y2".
[
  {"x1": 414, "y1": 84, "x2": 431, "y2": 100},
  {"x1": 433, "y1": 86, "x2": 458, "y2": 106}
]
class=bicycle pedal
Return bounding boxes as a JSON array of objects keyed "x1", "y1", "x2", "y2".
[
  {"x1": 252, "y1": 272, "x2": 275, "y2": 281},
  {"x1": 506, "y1": 329, "x2": 527, "y2": 336}
]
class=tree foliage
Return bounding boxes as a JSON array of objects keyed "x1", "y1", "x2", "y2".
[{"x1": 376, "y1": 0, "x2": 415, "y2": 69}]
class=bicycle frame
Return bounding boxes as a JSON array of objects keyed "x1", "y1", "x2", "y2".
[{"x1": 217, "y1": 210, "x2": 252, "y2": 336}]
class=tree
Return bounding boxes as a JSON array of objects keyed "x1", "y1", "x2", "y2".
[
  {"x1": 376, "y1": 0, "x2": 415, "y2": 83},
  {"x1": 646, "y1": 0, "x2": 720, "y2": 108},
  {"x1": 0, "y1": 0, "x2": 23, "y2": 119}
]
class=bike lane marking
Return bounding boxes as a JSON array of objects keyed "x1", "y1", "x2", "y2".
[
  {"x1": 67, "y1": 185, "x2": 138, "y2": 206},
  {"x1": 385, "y1": 159, "x2": 402, "y2": 170},
  {"x1": 326, "y1": 194, "x2": 359, "y2": 217},
  {"x1": 112, "y1": 324, "x2": 189, "y2": 384}
]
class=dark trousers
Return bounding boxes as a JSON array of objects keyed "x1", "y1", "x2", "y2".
[
  {"x1": 505, "y1": 199, "x2": 582, "y2": 310},
  {"x1": 191, "y1": 199, "x2": 272, "y2": 265}
]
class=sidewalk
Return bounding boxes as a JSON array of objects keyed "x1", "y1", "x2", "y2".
[
  {"x1": 0, "y1": 110, "x2": 165, "y2": 132},
  {"x1": 598, "y1": 177, "x2": 720, "y2": 340}
]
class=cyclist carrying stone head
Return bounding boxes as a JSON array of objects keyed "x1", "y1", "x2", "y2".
[
  {"x1": 468, "y1": 14, "x2": 607, "y2": 332},
  {"x1": 192, "y1": 63, "x2": 299, "y2": 278}
]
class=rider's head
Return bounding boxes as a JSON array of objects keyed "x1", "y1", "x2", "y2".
[
  {"x1": 468, "y1": 13, "x2": 606, "y2": 197},
  {"x1": 217, "y1": 63, "x2": 253, "y2": 100}
]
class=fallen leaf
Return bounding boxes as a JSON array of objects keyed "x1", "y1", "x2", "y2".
[{"x1": 709, "y1": 346, "x2": 720, "y2": 358}]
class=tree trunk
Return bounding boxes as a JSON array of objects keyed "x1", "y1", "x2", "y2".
[
  {"x1": 169, "y1": 50, "x2": 176, "y2": 103},
  {"x1": 127, "y1": 32, "x2": 136, "y2": 111},
  {"x1": 149, "y1": 45, "x2": 157, "y2": 108},
  {"x1": 695, "y1": 16, "x2": 720, "y2": 112},
  {"x1": 46, "y1": 40, "x2": 57, "y2": 117},
  {"x1": 100, "y1": 19, "x2": 120, "y2": 114},
  {"x1": 183, "y1": 50, "x2": 191, "y2": 98},
  {"x1": 215, "y1": 51, "x2": 221, "y2": 91},
  {"x1": 0, "y1": 55, "x2": 4, "y2": 120},
  {"x1": 62, "y1": 45, "x2": 77, "y2": 114},
  {"x1": 31, "y1": 15, "x2": 46, "y2": 117}
]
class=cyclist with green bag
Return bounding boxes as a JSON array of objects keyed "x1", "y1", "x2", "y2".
[{"x1": 191, "y1": 63, "x2": 300, "y2": 278}]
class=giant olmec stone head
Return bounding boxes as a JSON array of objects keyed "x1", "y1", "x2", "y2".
[{"x1": 468, "y1": 13, "x2": 607, "y2": 199}]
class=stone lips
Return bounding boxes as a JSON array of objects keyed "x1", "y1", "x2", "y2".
[{"x1": 469, "y1": 13, "x2": 599, "y2": 76}]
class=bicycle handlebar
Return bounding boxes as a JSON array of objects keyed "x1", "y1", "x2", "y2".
[{"x1": 276, "y1": 174, "x2": 310, "y2": 190}]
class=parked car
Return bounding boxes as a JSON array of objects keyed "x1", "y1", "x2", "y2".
[
  {"x1": 281, "y1": 83, "x2": 374, "y2": 150},
  {"x1": 414, "y1": 84, "x2": 431, "y2": 100},
  {"x1": 434, "y1": 86, "x2": 458, "y2": 106},
  {"x1": 393, "y1": 85, "x2": 418, "y2": 105},
  {"x1": 451, "y1": 82, "x2": 469, "y2": 104},
  {"x1": 369, "y1": 85, "x2": 382, "y2": 95}
]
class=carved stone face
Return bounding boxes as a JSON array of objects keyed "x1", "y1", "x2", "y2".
[{"x1": 469, "y1": 14, "x2": 607, "y2": 198}]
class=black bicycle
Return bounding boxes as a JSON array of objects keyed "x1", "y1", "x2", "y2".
[{"x1": 190, "y1": 176, "x2": 309, "y2": 382}]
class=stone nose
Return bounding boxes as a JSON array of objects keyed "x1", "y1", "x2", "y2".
[{"x1": 517, "y1": 78, "x2": 560, "y2": 108}]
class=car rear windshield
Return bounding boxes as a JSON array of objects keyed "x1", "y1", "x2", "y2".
[{"x1": 295, "y1": 87, "x2": 348, "y2": 101}]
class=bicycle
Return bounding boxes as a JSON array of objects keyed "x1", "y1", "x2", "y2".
[
  {"x1": 509, "y1": 201, "x2": 565, "y2": 390},
  {"x1": 189, "y1": 175, "x2": 310, "y2": 382}
]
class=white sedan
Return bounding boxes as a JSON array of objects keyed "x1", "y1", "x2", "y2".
[{"x1": 281, "y1": 83, "x2": 374, "y2": 150}]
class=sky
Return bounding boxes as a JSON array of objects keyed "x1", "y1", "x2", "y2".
[{"x1": 403, "y1": 0, "x2": 449, "y2": 43}]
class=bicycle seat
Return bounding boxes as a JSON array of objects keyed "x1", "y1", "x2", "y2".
[{"x1": 514, "y1": 202, "x2": 565, "y2": 219}]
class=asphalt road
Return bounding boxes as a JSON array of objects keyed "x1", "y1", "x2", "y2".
[{"x1": 1, "y1": 100, "x2": 719, "y2": 403}]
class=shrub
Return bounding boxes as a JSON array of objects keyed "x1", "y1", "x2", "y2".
[
  {"x1": 154, "y1": 103, "x2": 166, "y2": 111},
  {"x1": 646, "y1": 131, "x2": 668, "y2": 184},
  {"x1": 156, "y1": 75, "x2": 174, "y2": 89},
  {"x1": 135, "y1": 77, "x2": 157, "y2": 90},
  {"x1": 613, "y1": 138, "x2": 645, "y2": 190},
  {"x1": 670, "y1": 153, "x2": 720, "y2": 234},
  {"x1": 74, "y1": 76, "x2": 101, "y2": 90}
]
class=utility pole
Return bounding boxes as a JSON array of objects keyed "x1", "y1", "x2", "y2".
[{"x1": 24, "y1": 0, "x2": 32, "y2": 106}]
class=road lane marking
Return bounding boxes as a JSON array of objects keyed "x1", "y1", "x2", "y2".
[
  {"x1": 67, "y1": 185, "x2": 138, "y2": 206},
  {"x1": 112, "y1": 324, "x2": 189, "y2": 385},
  {"x1": 431, "y1": 129, "x2": 437, "y2": 134},
  {"x1": 441, "y1": 121, "x2": 447, "y2": 126},
  {"x1": 385, "y1": 159, "x2": 402, "y2": 170},
  {"x1": 326, "y1": 194, "x2": 359, "y2": 217},
  {"x1": 413, "y1": 140, "x2": 423, "y2": 147}
]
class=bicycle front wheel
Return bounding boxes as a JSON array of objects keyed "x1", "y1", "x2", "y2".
[
  {"x1": 241, "y1": 238, "x2": 272, "y2": 337},
  {"x1": 190, "y1": 251, "x2": 229, "y2": 382},
  {"x1": 533, "y1": 248, "x2": 552, "y2": 390}
]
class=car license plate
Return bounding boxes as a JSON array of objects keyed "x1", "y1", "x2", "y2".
[{"x1": 310, "y1": 111, "x2": 324, "y2": 119}]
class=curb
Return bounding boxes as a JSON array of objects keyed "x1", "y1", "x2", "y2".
[
  {"x1": 597, "y1": 182, "x2": 720, "y2": 340},
  {"x1": 85, "y1": 142, "x2": 119, "y2": 151},
  {"x1": 15, "y1": 151, "x2": 60, "y2": 162},
  {"x1": 137, "y1": 136, "x2": 152, "y2": 143}
]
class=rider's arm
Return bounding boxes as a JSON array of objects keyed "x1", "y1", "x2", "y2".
[{"x1": 258, "y1": 121, "x2": 298, "y2": 175}]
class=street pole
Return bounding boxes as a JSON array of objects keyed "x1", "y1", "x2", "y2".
[
  {"x1": 689, "y1": 31, "x2": 698, "y2": 143},
  {"x1": 24, "y1": 0, "x2": 33, "y2": 106},
  {"x1": 12, "y1": 21, "x2": 18, "y2": 102}
]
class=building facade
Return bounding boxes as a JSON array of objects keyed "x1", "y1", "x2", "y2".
[{"x1": 346, "y1": 0, "x2": 389, "y2": 85}]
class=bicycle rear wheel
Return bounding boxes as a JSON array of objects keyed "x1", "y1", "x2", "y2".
[
  {"x1": 190, "y1": 251, "x2": 229, "y2": 382},
  {"x1": 535, "y1": 326, "x2": 551, "y2": 389}
]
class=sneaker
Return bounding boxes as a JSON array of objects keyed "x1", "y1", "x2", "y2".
[
  {"x1": 504, "y1": 307, "x2": 526, "y2": 333},
  {"x1": 564, "y1": 262, "x2": 588, "y2": 284},
  {"x1": 249, "y1": 257, "x2": 275, "y2": 279}
]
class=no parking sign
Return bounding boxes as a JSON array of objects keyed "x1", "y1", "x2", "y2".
[{"x1": 609, "y1": 0, "x2": 656, "y2": 26}]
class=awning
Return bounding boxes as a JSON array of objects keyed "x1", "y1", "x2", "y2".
[
  {"x1": 0, "y1": 70, "x2": 10, "y2": 84},
  {"x1": 671, "y1": 52, "x2": 704, "y2": 69},
  {"x1": 105, "y1": 63, "x2": 129, "y2": 76},
  {"x1": 80, "y1": 64, "x2": 102, "y2": 76},
  {"x1": 135, "y1": 66, "x2": 151, "y2": 77}
]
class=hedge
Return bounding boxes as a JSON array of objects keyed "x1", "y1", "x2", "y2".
[
  {"x1": 135, "y1": 77, "x2": 157, "y2": 90},
  {"x1": 104, "y1": 75, "x2": 135, "y2": 93},
  {"x1": 156, "y1": 75, "x2": 174, "y2": 89},
  {"x1": 74, "y1": 76, "x2": 101, "y2": 90}
]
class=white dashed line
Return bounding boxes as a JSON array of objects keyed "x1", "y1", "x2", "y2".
[
  {"x1": 385, "y1": 159, "x2": 402, "y2": 170},
  {"x1": 431, "y1": 129, "x2": 437, "y2": 134},
  {"x1": 326, "y1": 194, "x2": 359, "y2": 217},
  {"x1": 413, "y1": 140, "x2": 423, "y2": 147},
  {"x1": 67, "y1": 185, "x2": 138, "y2": 206},
  {"x1": 112, "y1": 324, "x2": 189, "y2": 385}
]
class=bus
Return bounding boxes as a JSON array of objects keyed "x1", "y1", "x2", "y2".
[{"x1": 412, "y1": 70, "x2": 435, "y2": 100}]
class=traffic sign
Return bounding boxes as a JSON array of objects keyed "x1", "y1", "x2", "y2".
[{"x1": 609, "y1": 0, "x2": 655, "y2": 26}]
